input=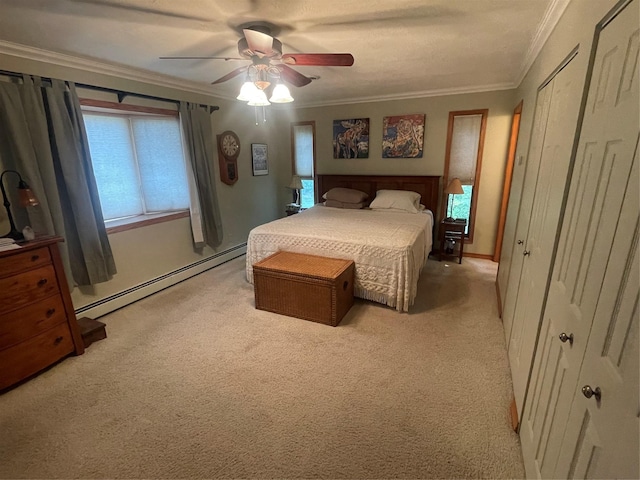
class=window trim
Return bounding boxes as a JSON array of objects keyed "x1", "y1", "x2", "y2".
[
  {"x1": 80, "y1": 99, "x2": 179, "y2": 117},
  {"x1": 105, "y1": 210, "x2": 189, "y2": 234},
  {"x1": 442, "y1": 109, "x2": 488, "y2": 244},
  {"x1": 290, "y1": 121, "x2": 317, "y2": 204},
  {"x1": 81, "y1": 99, "x2": 189, "y2": 231}
]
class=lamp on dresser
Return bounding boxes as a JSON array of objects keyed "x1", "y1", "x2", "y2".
[{"x1": 1, "y1": 170, "x2": 39, "y2": 240}]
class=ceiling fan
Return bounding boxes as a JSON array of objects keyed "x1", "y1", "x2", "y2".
[{"x1": 160, "y1": 25, "x2": 354, "y2": 92}]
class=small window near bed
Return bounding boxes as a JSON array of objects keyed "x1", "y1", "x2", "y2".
[
  {"x1": 291, "y1": 121, "x2": 316, "y2": 209},
  {"x1": 443, "y1": 110, "x2": 488, "y2": 241}
]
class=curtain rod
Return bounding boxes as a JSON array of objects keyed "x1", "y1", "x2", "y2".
[{"x1": 0, "y1": 69, "x2": 219, "y2": 114}]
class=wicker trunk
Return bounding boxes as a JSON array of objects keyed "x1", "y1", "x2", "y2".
[{"x1": 253, "y1": 251, "x2": 355, "y2": 326}]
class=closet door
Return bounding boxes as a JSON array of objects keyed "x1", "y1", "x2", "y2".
[
  {"x1": 520, "y1": 1, "x2": 639, "y2": 477},
  {"x1": 499, "y1": 86, "x2": 552, "y2": 336},
  {"x1": 508, "y1": 53, "x2": 583, "y2": 416}
]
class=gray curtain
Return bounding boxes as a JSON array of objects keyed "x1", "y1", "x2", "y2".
[
  {"x1": 0, "y1": 76, "x2": 116, "y2": 286},
  {"x1": 180, "y1": 102, "x2": 223, "y2": 249}
]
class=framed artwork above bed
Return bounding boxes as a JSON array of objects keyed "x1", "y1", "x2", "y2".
[
  {"x1": 333, "y1": 118, "x2": 369, "y2": 159},
  {"x1": 382, "y1": 114, "x2": 425, "y2": 158}
]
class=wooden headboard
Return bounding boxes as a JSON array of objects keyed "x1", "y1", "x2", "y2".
[{"x1": 316, "y1": 175, "x2": 441, "y2": 219}]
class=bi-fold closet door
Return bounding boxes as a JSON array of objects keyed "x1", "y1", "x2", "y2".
[
  {"x1": 500, "y1": 49, "x2": 584, "y2": 418},
  {"x1": 520, "y1": 0, "x2": 639, "y2": 477}
]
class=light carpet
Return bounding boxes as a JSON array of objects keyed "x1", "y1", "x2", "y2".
[{"x1": 0, "y1": 255, "x2": 525, "y2": 479}]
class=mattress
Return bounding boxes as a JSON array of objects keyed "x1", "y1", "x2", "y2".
[{"x1": 246, "y1": 205, "x2": 433, "y2": 312}]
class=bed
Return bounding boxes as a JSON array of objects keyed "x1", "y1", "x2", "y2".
[{"x1": 246, "y1": 175, "x2": 441, "y2": 312}]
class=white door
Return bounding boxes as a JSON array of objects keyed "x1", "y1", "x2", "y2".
[
  {"x1": 500, "y1": 80, "x2": 553, "y2": 342},
  {"x1": 508, "y1": 54, "x2": 583, "y2": 416},
  {"x1": 557, "y1": 153, "x2": 638, "y2": 479},
  {"x1": 520, "y1": 1, "x2": 639, "y2": 477}
]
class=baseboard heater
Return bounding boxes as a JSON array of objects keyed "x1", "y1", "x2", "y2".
[{"x1": 75, "y1": 243, "x2": 247, "y2": 319}]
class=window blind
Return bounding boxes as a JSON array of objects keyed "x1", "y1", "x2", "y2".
[
  {"x1": 449, "y1": 114, "x2": 482, "y2": 185},
  {"x1": 293, "y1": 124, "x2": 314, "y2": 177},
  {"x1": 84, "y1": 114, "x2": 144, "y2": 219},
  {"x1": 83, "y1": 112, "x2": 189, "y2": 220}
]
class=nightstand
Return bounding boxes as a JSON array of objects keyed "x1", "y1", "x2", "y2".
[
  {"x1": 285, "y1": 203, "x2": 301, "y2": 216},
  {"x1": 439, "y1": 220, "x2": 467, "y2": 264}
]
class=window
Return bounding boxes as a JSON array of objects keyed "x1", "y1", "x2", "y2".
[
  {"x1": 443, "y1": 110, "x2": 488, "y2": 241},
  {"x1": 82, "y1": 102, "x2": 189, "y2": 228},
  {"x1": 291, "y1": 121, "x2": 316, "y2": 209}
]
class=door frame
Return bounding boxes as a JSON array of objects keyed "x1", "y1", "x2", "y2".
[{"x1": 493, "y1": 101, "x2": 523, "y2": 262}]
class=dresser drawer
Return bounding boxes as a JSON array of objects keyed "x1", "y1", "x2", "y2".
[
  {"x1": 0, "y1": 265, "x2": 60, "y2": 315},
  {"x1": 0, "y1": 247, "x2": 51, "y2": 278},
  {"x1": 0, "y1": 322, "x2": 74, "y2": 390},
  {"x1": 0, "y1": 295, "x2": 67, "y2": 350}
]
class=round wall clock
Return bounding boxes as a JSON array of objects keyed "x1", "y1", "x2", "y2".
[{"x1": 217, "y1": 130, "x2": 240, "y2": 185}]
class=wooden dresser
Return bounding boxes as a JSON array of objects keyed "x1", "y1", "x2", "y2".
[{"x1": 0, "y1": 236, "x2": 84, "y2": 391}]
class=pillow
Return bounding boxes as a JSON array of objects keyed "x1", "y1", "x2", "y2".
[
  {"x1": 369, "y1": 189, "x2": 422, "y2": 213},
  {"x1": 324, "y1": 199, "x2": 365, "y2": 209},
  {"x1": 322, "y1": 187, "x2": 368, "y2": 204}
]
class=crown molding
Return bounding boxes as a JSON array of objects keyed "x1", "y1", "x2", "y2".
[
  {"x1": 515, "y1": 0, "x2": 572, "y2": 87},
  {"x1": 0, "y1": 40, "x2": 220, "y2": 98},
  {"x1": 295, "y1": 82, "x2": 516, "y2": 108}
]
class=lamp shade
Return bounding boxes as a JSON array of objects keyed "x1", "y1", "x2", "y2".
[
  {"x1": 18, "y1": 180, "x2": 39, "y2": 207},
  {"x1": 269, "y1": 83, "x2": 294, "y2": 103},
  {"x1": 237, "y1": 81, "x2": 260, "y2": 101},
  {"x1": 247, "y1": 89, "x2": 271, "y2": 106},
  {"x1": 288, "y1": 175, "x2": 304, "y2": 190},
  {"x1": 444, "y1": 177, "x2": 464, "y2": 195}
]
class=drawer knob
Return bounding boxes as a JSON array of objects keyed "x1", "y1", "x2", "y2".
[
  {"x1": 46, "y1": 308, "x2": 56, "y2": 317},
  {"x1": 517, "y1": 240, "x2": 524, "y2": 245},
  {"x1": 37, "y1": 278, "x2": 48, "y2": 287},
  {"x1": 54, "y1": 336, "x2": 64, "y2": 345},
  {"x1": 31, "y1": 254, "x2": 40, "y2": 262},
  {"x1": 523, "y1": 250, "x2": 531, "y2": 256}
]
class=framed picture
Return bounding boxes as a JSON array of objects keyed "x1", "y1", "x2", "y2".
[
  {"x1": 251, "y1": 143, "x2": 268, "y2": 176},
  {"x1": 382, "y1": 114, "x2": 425, "y2": 158},
  {"x1": 333, "y1": 118, "x2": 369, "y2": 158}
]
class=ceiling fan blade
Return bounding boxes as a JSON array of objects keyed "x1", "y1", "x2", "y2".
[
  {"x1": 281, "y1": 53, "x2": 354, "y2": 67},
  {"x1": 160, "y1": 56, "x2": 244, "y2": 61},
  {"x1": 211, "y1": 66, "x2": 248, "y2": 85},
  {"x1": 278, "y1": 65, "x2": 312, "y2": 87},
  {"x1": 243, "y1": 28, "x2": 274, "y2": 57}
]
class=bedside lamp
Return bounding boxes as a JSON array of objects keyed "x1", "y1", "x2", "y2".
[
  {"x1": 1, "y1": 170, "x2": 40, "y2": 240},
  {"x1": 444, "y1": 177, "x2": 464, "y2": 221},
  {"x1": 288, "y1": 175, "x2": 304, "y2": 205}
]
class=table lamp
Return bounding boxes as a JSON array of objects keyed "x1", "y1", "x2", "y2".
[
  {"x1": 288, "y1": 175, "x2": 304, "y2": 205},
  {"x1": 1, "y1": 170, "x2": 40, "y2": 240},
  {"x1": 444, "y1": 177, "x2": 464, "y2": 221}
]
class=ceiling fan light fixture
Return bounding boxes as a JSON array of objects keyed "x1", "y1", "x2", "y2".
[
  {"x1": 237, "y1": 80, "x2": 260, "y2": 101},
  {"x1": 247, "y1": 89, "x2": 271, "y2": 106},
  {"x1": 269, "y1": 83, "x2": 294, "y2": 103}
]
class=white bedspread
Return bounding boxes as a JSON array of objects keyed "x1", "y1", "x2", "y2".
[{"x1": 246, "y1": 206, "x2": 433, "y2": 312}]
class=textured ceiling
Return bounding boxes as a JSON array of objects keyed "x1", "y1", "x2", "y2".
[{"x1": 0, "y1": 0, "x2": 559, "y2": 106}]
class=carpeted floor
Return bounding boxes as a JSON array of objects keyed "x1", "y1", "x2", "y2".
[{"x1": 0, "y1": 255, "x2": 525, "y2": 479}]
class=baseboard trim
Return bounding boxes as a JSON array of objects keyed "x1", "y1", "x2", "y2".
[
  {"x1": 496, "y1": 279, "x2": 503, "y2": 318},
  {"x1": 75, "y1": 243, "x2": 247, "y2": 319},
  {"x1": 510, "y1": 396, "x2": 519, "y2": 432},
  {"x1": 463, "y1": 252, "x2": 495, "y2": 260}
]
